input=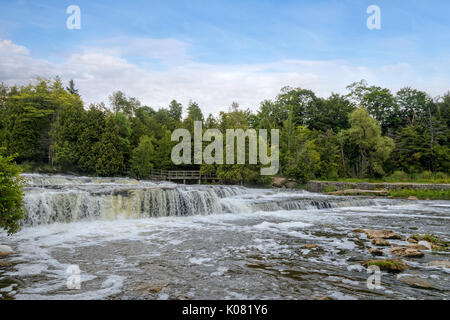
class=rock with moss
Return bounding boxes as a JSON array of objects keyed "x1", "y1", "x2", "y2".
[
  {"x1": 408, "y1": 233, "x2": 449, "y2": 252},
  {"x1": 364, "y1": 259, "x2": 409, "y2": 273}
]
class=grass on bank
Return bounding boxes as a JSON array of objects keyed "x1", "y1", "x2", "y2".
[
  {"x1": 387, "y1": 189, "x2": 450, "y2": 200},
  {"x1": 321, "y1": 171, "x2": 450, "y2": 184}
]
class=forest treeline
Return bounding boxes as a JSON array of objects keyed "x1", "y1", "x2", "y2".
[{"x1": 0, "y1": 78, "x2": 449, "y2": 184}]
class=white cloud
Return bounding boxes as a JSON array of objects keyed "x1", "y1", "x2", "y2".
[
  {"x1": 0, "y1": 38, "x2": 448, "y2": 116},
  {"x1": 82, "y1": 36, "x2": 190, "y2": 62}
]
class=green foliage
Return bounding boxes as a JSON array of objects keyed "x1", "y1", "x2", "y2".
[
  {"x1": 130, "y1": 136, "x2": 154, "y2": 179},
  {"x1": 93, "y1": 115, "x2": 126, "y2": 176},
  {"x1": 0, "y1": 149, "x2": 25, "y2": 234},
  {"x1": 0, "y1": 78, "x2": 448, "y2": 186},
  {"x1": 345, "y1": 108, "x2": 395, "y2": 177},
  {"x1": 389, "y1": 170, "x2": 409, "y2": 181},
  {"x1": 388, "y1": 189, "x2": 450, "y2": 200}
]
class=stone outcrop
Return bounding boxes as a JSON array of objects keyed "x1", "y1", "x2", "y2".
[
  {"x1": 273, "y1": 177, "x2": 296, "y2": 189},
  {"x1": 328, "y1": 189, "x2": 388, "y2": 196}
]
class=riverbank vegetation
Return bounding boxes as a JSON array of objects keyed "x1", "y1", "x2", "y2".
[
  {"x1": 320, "y1": 171, "x2": 449, "y2": 184},
  {"x1": 387, "y1": 189, "x2": 450, "y2": 200},
  {"x1": 0, "y1": 78, "x2": 449, "y2": 185},
  {"x1": 0, "y1": 149, "x2": 25, "y2": 234}
]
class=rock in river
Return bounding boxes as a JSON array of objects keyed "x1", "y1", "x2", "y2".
[
  {"x1": 364, "y1": 229, "x2": 403, "y2": 240},
  {"x1": 301, "y1": 244, "x2": 320, "y2": 250},
  {"x1": 368, "y1": 248, "x2": 383, "y2": 256},
  {"x1": 371, "y1": 238, "x2": 390, "y2": 246},
  {"x1": 428, "y1": 260, "x2": 450, "y2": 268},
  {"x1": 390, "y1": 247, "x2": 424, "y2": 258},
  {"x1": 398, "y1": 276, "x2": 432, "y2": 289}
]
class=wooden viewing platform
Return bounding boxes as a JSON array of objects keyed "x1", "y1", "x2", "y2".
[{"x1": 149, "y1": 169, "x2": 217, "y2": 184}]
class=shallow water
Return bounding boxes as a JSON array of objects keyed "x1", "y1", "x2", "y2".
[{"x1": 0, "y1": 174, "x2": 449, "y2": 300}]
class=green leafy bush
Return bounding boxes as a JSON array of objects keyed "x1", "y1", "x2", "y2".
[
  {"x1": 0, "y1": 149, "x2": 25, "y2": 234},
  {"x1": 388, "y1": 170, "x2": 409, "y2": 182}
]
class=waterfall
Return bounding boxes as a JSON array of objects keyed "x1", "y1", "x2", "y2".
[{"x1": 20, "y1": 174, "x2": 399, "y2": 226}]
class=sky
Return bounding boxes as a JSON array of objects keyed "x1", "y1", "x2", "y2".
[{"x1": 0, "y1": 0, "x2": 449, "y2": 115}]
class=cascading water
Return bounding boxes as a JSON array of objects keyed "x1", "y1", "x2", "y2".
[{"x1": 20, "y1": 174, "x2": 397, "y2": 226}]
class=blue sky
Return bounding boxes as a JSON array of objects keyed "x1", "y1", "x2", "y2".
[{"x1": 0, "y1": 0, "x2": 449, "y2": 114}]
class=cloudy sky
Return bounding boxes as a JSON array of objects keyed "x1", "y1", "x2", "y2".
[{"x1": 0, "y1": 0, "x2": 449, "y2": 115}]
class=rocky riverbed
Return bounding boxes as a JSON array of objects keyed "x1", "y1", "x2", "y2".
[{"x1": 0, "y1": 174, "x2": 449, "y2": 300}]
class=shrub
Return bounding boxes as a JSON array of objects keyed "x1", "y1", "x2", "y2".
[
  {"x1": 434, "y1": 172, "x2": 447, "y2": 180},
  {"x1": 418, "y1": 171, "x2": 433, "y2": 180},
  {"x1": 388, "y1": 170, "x2": 409, "y2": 182},
  {"x1": 0, "y1": 149, "x2": 25, "y2": 234}
]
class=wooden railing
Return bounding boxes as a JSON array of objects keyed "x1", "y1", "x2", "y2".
[{"x1": 149, "y1": 169, "x2": 217, "y2": 180}]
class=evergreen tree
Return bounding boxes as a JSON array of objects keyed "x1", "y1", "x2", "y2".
[{"x1": 130, "y1": 135, "x2": 155, "y2": 179}]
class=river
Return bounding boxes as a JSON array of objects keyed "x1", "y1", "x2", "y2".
[{"x1": 0, "y1": 174, "x2": 449, "y2": 299}]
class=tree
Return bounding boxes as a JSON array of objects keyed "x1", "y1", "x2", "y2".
[
  {"x1": 347, "y1": 80, "x2": 400, "y2": 134},
  {"x1": 308, "y1": 93, "x2": 355, "y2": 132},
  {"x1": 93, "y1": 114, "x2": 126, "y2": 176},
  {"x1": 130, "y1": 135, "x2": 155, "y2": 179},
  {"x1": 109, "y1": 91, "x2": 140, "y2": 118},
  {"x1": 0, "y1": 149, "x2": 25, "y2": 234},
  {"x1": 66, "y1": 79, "x2": 79, "y2": 96},
  {"x1": 77, "y1": 104, "x2": 106, "y2": 173},
  {"x1": 345, "y1": 108, "x2": 395, "y2": 177},
  {"x1": 396, "y1": 87, "x2": 430, "y2": 126}
]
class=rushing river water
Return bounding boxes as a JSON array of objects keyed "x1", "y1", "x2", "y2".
[{"x1": 0, "y1": 174, "x2": 449, "y2": 300}]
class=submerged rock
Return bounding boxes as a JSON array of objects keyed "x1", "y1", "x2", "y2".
[
  {"x1": 407, "y1": 196, "x2": 419, "y2": 200},
  {"x1": 301, "y1": 244, "x2": 320, "y2": 250},
  {"x1": 313, "y1": 296, "x2": 334, "y2": 300},
  {"x1": 364, "y1": 229, "x2": 403, "y2": 240},
  {"x1": 135, "y1": 282, "x2": 168, "y2": 294},
  {"x1": 368, "y1": 248, "x2": 383, "y2": 256},
  {"x1": 390, "y1": 247, "x2": 424, "y2": 258},
  {"x1": 364, "y1": 259, "x2": 409, "y2": 273},
  {"x1": 428, "y1": 260, "x2": 450, "y2": 268},
  {"x1": 353, "y1": 228, "x2": 364, "y2": 233},
  {"x1": 371, "y1": 238, "x2": 390, "y2": 246},
  {"x1": 0, "y1": 245, "x2": 13, "y2": 257},
  {"x1": 407, "y1": 238, "x2": 418, "y2": 243},
  {"x1": 398, "y1": 276, "x2": 432, "y2": 289}
]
